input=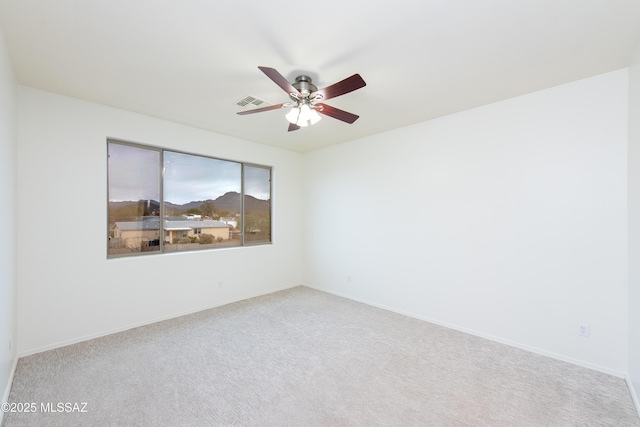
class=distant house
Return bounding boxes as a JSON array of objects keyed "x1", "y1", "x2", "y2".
[
  {"x1": 111, "y1": 218, "x2": 230, "y2": 247},
  {"x1": 164, "y1": 219, "x2": 230, "y2": 242},
  {"x1": 219, "y1": 216, "x2": 238, "y2": 228},
  {"x1": 111, "y1": 218, "x2": 161, "y2": 246}
]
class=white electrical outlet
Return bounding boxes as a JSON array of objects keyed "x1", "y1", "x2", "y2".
[
  {"x1": 347, "y1": 275, "x2": 352, "y2": 283},
  {"x1": 218, "y1": 281, "x2": 223, "y2": 288},
  {"x1": 578, "y1": 324, "x2": 590, "y2": 337},
  {"x1": 8, "y1": 335, "x2": 12, "y2": 351}
]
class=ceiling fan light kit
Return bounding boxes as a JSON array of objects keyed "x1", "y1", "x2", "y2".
[
  {"x1": 286, "y1": 103, "x2": 322, "y2": 127},
  {"x1": 237, "y1": 66, "x2": 366, "y2": 132}
]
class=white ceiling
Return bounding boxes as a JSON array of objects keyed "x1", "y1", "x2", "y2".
[{"x1": 1, "y1": 1, "x2": 639, "y2": 152}]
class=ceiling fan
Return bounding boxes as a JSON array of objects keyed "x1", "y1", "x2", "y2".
[{"x1": 237, "y1": 66, "x2": 366, "y2": 132}]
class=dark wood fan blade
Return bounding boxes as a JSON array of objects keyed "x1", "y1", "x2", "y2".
[
  {"x1": 236, "y1": 103, "x2": 288, "y2": 115},
  {"x1": 258, "y1": 66, "x2": 300, "y2": 96},
  {"x1": 316, "y1": 103, "x2": 359, "y2": 124},
  {"x1": 288, "y1": 123, "x2": 300, "y2": 132},
  {"x1": 311, "y1": 74, "x2": 366, "y2": 101}
]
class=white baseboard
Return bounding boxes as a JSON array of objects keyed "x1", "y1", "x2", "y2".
[
  {"x1": 18, "y1": 283, "x2": 301, "y2": 358},
  {"x1": 627, "y1": 376, "x2": 640, "y2": 419},
  {"x1": 304, "y1": 284, "x2": 626, "y2": 378},
  {"x1": 1, "y1": 355, "x2": 19, "y2": 425}
]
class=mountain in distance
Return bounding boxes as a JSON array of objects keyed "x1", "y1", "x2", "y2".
[
  {"x1": 212, "y1": 191, "x2": 269, "y2": 213},
  {"x1": 107, "y1": 199, "x2": 160, "y2": 216},
  {"x1": 109, "y1": 191, "x2": 269, "y2": 214}
]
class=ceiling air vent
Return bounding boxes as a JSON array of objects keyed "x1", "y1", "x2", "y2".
[{"x1": 236, "y1": 95, "x2": 270, "y2": 110}]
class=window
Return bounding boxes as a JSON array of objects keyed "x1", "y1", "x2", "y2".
[
  {"x1": 107, "y1": 143, "x2": 161, "y2": 255},
  {"x1": 243, "y1": 164, "x2": 272, "y2": 244},
  {"x1": 107, "y1": 140, "x2": 272, "y2": 258}
]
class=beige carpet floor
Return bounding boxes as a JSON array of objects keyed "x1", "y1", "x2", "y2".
[{"x1": 2, "y1": 286, "x2": 639, "y2": 426}]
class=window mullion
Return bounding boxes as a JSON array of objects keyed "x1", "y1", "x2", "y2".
[
  {"x1": 241, "y1": 163, "x2": 245, "y2": 246},
  {"x1": 160, "y1": 150, "x2": 165, "y2": 253}
]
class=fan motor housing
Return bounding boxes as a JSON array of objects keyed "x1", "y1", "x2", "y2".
[{"x1": 293, "y1": 75, "x2": 317, "y2": 95}]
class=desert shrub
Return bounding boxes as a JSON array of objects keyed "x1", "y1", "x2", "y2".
[
  {"x1": 216, "y1": 236, "x2": 224, "y2": 242},
  {"x1": 199, "y1": 234, "x2": 214, "y2": 244}
]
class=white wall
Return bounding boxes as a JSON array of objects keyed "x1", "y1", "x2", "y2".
[
  {"x1": 628, "y1": 38, "x2": 640, "y2": 404},
  {"x1": 16, "y1": 87, "x2": 302, "y2": 354},
  {"x1": 302, "y1": 70, "x2": 629, "y2": 375},
  {"x1": 0, "y1": 25, "x2": 17, "y2": 412}
]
